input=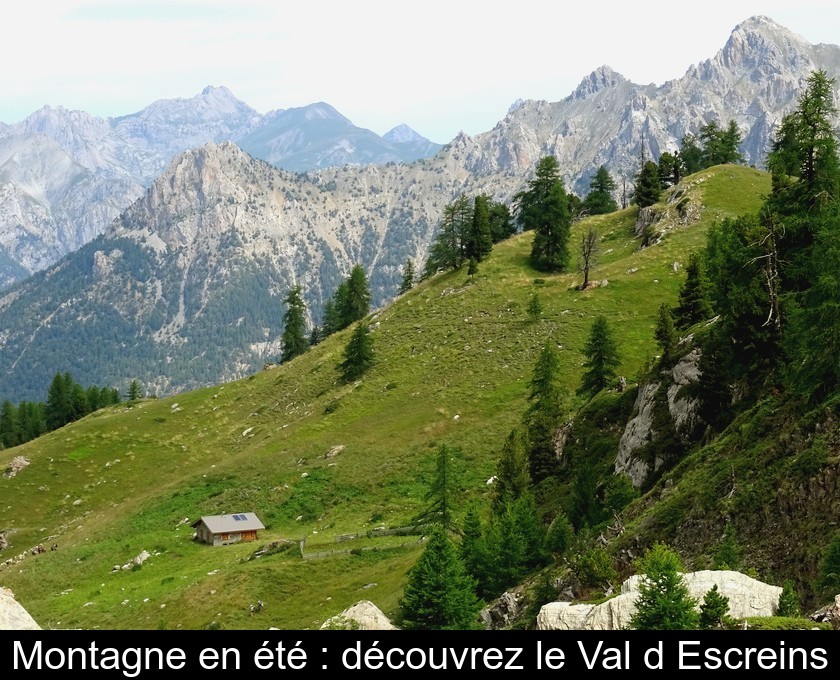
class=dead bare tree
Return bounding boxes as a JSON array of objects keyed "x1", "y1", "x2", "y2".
[
  {"x1": 747, "y1": 209, "x2": 784, "y2": 335},
  {"x1": 578, "y1": 226, "x2": 599, "y2": 288}
]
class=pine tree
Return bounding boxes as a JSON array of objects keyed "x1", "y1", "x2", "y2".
[
  {"x1": 515, "y1": 156, "x2": 572, "y2": 272},
  {"x1": 581, "y1": 166, "x2": 618, "y2": 215},
  {"x1": 818, "y1": 534, "x2": 840, "y2": 594},
  {"x1": 399, "y1": 524, "x2": 481, "y2": 630},
  {"x1": 46, "y1": 372, "x2": 72, "y2": 429},
  {"x1": 494, "y1": 426, "x2": 531, "y2": 508},
  {"x1": 699, "y1": 584, "x2": 731, "y2": 629},
  {"x1": 545, "y1": 513, "x2": 574, "y2": 556},
  {"x1": 679, "y1": 133, "x2": 704, "y2": 175},
  {"x1": 578, "y1": 316, "x2": 620, "y2": 397},
  {"x1": 674, "y1": 253, "x2": 713, "y2": 328},
  {"x1": 459, "y1": 505, "x2": 488, "y2": 593},
  {"x1": 426, "y1": 195, "x2": 473, "y2": 273},
  {"x1": 525, "y1": 343, "x2": 562, "y2": 483},
  {"x1": 633, "y1": 160, "x2": 662, "y2": 207},
  {"x1": 527, "y1": 292, "x2": 542, "y2": 323},
  {"x1": 712, "y1": 522, "x2": 741, "y2": 570},
  {"x1": 398, "y1": 258, "x2": 415, "y2": 295},
  {"x1": 777, "y1": 579, "x2": 800, "y2": 617},
  {"x1": 340, "y1": 265, "x2": 371, "y2": 327},
  {"x1": 570, "y1": 465, "x2": 600, "y2": 530},
  {"x1": 467, "y1": 256, "x2": 478, "y2": 277},
  {"x1": 630, "y1": 543, "x2": 699, "y2": 630},
  {"x1": 339, "y1": 323, "x2": 374, "y2": 383},
  {"x1": 465, "y1": 195, "x2": 493, "y2": 262},
  {"x1": 488, "y1": 201, "x2": 515, "y2": 243},
  {"x1": 417, "y1": 444, "x2": 460, "y2": 529},
  {"x1": 0, "y1": 400, "x2": 20, "y2": 448},
  {"x1": 127, "y1": 379, "x2": 142, "y2": 402},
  {"x1": 654, "y1": 303, "x2": 678, "y2": 364},
  {"x1": 281, "y1": 285, "x2": 308, "y2": 363}
]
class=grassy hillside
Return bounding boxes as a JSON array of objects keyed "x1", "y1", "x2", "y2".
[{"x1": 0, "y1": 166, "x2": 771, "y2": 630}]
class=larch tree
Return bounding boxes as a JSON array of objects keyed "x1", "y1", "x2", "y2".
[
  {"x1": 398, "y1": 524, "x2": 481, "y2": 630},
  {"x1": 281, "y1": 285, "x2": 308, "y2": 363},
  {"x1": 578, "y1": 316, "x2": 620, "y2": 397},
  {"x1": 515, "y1": 156, "x2": 573, "y2": 272}
]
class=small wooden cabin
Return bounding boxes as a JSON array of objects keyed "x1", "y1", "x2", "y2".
[{"x1": 191, "y1": 513, "x2": 265, "y2": 546}]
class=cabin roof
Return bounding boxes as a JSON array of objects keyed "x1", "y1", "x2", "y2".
[{"x1": 191, "y1": 513, "x2": 265, "y2": 533}]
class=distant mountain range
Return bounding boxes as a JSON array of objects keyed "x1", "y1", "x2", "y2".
[
  {"x1": 0, "y1": 88, "x2": 441, "y2": 288},
  {"x1": 1, "y1": 15, "x2": 839, "y2": 400}
]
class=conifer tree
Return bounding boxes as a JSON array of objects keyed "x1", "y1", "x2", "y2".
[
  {"x1": 679, "y1": 133, "x2": 704, "y2": 175},
  {"x1": 777, "y1": 579, "x2": 800, "y2": 617},
  {"x1": 578, "y1": 316, "x2": 620, "y2": 397},
  {"x1": 581, "y1": 166, "x2": 618, "y2": 215},
  {"x1": 633, "y1": 160, "x2": 662, "y2": 207},
  {"x1": 630, "y1": 543, "x2": 699, "y2": 630},
  {"x1": 712, "y1": 522, "x2": 741, "y2": 570},
  {"x1": 281, "y1": 285, "x2": 308, "y2": 363},
  {"x1": 417, "y1": 444, "x2": 460, "y2": 529},
  {"x1": 699, "y1": 585, "x2": 731, "y2": 629},
  {"x1": 527, "y1": 292, "x2": 542, "y2": 323},
  {"x1": 674, "y1": 253, "x2": 713, "y2": 328},
  {"x1": 339, "y1": 323, "x2": 374, "y2": 383},
  {"x1": 545, "y1": 512, "x2": 574, "y2": 556},
  {"x1": 399, "y1": 524, "x2": 481, "y2": 630},
  {"x1": 459, "y1": 505, "x2": 487, "y2": 592},
  {"x1": 494, "y1": 426, "x2": 531, "y2": 509},
  {"x1": 818, "y1": 534, "x2": 840, "y2": 594},
  {"x1": 654, "y1": 303, "x2": 677, "y2": 364},
  {"x1": 340, "y1": 265, "x2": 371, "y2": 327},
  {"x1": 515, "y1": 156, "x2": 572, "y2": 272},
  {"x1": 465, "y1": 195, "x2": 493, "y2": 262},
  {"x1": 127, "y1": 379, "x2": 142, "y2": 402},
  {"x1": 467, "y1": 256, "x2": 478, "y2": 277},
  {"x1": 488, "y1": 201, "x2": 515, "y2": 243},
  {"x1": 0, "y1": 400, "x2": 20, "y2": 448},
  {"x1": 398, "y1": 258, "x2": 415, "y2": 295},
  {"x1": 525, "y1": 343, "x2": 562, "y2": 483}
]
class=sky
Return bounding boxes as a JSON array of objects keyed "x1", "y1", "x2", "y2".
[{"x1": 1, "y1": 1, "x2": 838, "y2": 143}]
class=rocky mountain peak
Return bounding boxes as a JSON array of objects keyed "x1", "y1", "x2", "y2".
[
  {"x1": 572, "y1": 65, "x2": 628, "y2": 100},
  {"x1": 705, "y1": 15, "x2": 815, "y2": 76},
  {"x1": 383, "y1": 123, "x2": 425, "y2": 144}
]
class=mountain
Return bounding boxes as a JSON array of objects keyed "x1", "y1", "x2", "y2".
[
  {"x1": 5, "y1": 165, "x2": 836, "y2": 632},
  {"x1": 0, "y1": 142, "x2": 456, "y2": 399},
  {"x1": 0, "y1": 91, "x2": 441, "y2": 289},
  {"x1": 111, "y1": 85, "x2": 261, "y2": 181},
  {"x1": 458, "y1": 16, "x2": 840, "y2": 194},
  {"x1": 1, "y1": 15, "x2": 839, "y2": 397},
  {"x1": 238, "y1": 104, "x2": 442, "y2": 171}
]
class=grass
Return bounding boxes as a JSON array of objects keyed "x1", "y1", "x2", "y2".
[{"x1": 0, "y1": 166, "x2": 772, "y2": 629}]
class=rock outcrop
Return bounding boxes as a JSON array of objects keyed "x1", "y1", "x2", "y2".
[
  {"x1": 537, "y1": 570, "x2": 782, "y2": 630},
  {"x1": 0, "y1": 587, "x2": 41, "y2": 630},
  {"x1": 320, "y1": 600, "x2": 397, "y2": 630},
  {"x1": 3, "y1": 456, "x2": 30, "y2": 478}
]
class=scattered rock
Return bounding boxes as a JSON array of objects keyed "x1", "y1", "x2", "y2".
[
  {"x1": 810, "y1": 594, "x2": 840, "y2": 630},
  {"x1": 486, "y1": 476, "x2": 497, "y2": 485},
  {"x1": 480, "y1": 591, "x2": 525, "y2": 630},
  {"x1": 320, "y1": 600, "x2": 397, "y2": 630},
  {"x1": 3, "y1": 456, "x2": 30, "y2": 478},
  {"x1": 626, "y1": 267, "x2": 638, "y2": 274},
  {"x1": 73, "y1": 499, "x2": 82, "y2": 507},
  {"x1": 241, "y1": 427, "x2": 254, "y2": 437},
  {"x1": 324, "y1": 445, "x2": 344, "y2": 459}
]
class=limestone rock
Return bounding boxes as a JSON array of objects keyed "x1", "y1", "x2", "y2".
[
  {"x1": 480, "y1": 591, "x2": 524, "y2": 630},
  {"x1": 3, "y1": 456, "x2": 30, "y2": 478},
  {"x1": 666, "y1": 347, "x2": 703, "y2": 438},
  {"x1": 320, "y1": 600, "x2": 397, "y2": 630},
  {"x1": 0, "y1": 587, "x2": 41, "y2": 630},
  {"x1": 537, "y1": 570, "x2": 782, "y2": 630},
  {"x1": 810, "y1": 594, "x2": 840, "y2": 630}
]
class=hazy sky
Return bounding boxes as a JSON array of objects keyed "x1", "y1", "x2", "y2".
[{"x1": 1, "y1": 1, "x2": 838, "y2": 143}]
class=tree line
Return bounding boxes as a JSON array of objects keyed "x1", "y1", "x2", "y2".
[{"x1": 0, "y1": 372, "x2": 123, "y2": 449}]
